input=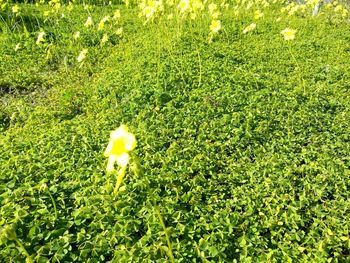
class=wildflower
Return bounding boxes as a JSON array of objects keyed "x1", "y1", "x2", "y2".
[
  {"x1": 325, "y1": 3, "x2": 332, "y2": 9},
  {"x1": 246, "y1": 1, "x2": 253, "y2": 10},
  {"x1": 116, "y1": 27, "x2": 123, "y2": 35},
  {"x1": 104, "y1": 125, "x2": 136, "y2": 172},
  {"x1": 113, "y1": 9, "x2": 121, "y2": 20},
  {"x1": 77, "y1": 49, "x2": 88, "y2": 62},
  {"x1": 254, "y1": 10, "x2": 264, "y2": 19},
  {"x1": 334, "y1": 5, "x2": 343, "y2": 14},
  {"x1": 54, "y1": 2, "x2": 61, "y2": 10},
  {"x1": 243, "y1": 23, "x2": 256, "y2": 34},
  {"x1": 84, "y1": 16, "x2": 93, "y2": 27},
  {"x1": 208, "y1": 3, "x2": 217, "y2": 14},
  {"x1": 67, "y1": 2, "x2": 73, "y2": 11},
  {"x1": 342, "y1": 9, "x2": 348, "y2": 18},
  {"x1": 12, "y1": 5, "x2": 19, "y2": 13},
  {"x1": 98, "y1": 16, "x2": 109, "y2": 30},
  {"x1": 144, "y1": 6, "x2": 155, "y2": 18},
  {"x1": 289, "y1": 5, "x2": 301, "y2": 16},
  {"x1": 281, "y1": 28, "x2": 296, "y2": 41},
  {"x1": 44, "y1": 11, "x2": 50, "y2": 17},
  {"x1": 192, "y1": 0, "x2": 204, "y2": 11},
  {"x1": 36, "y1": 31, "x2": 45, "y2": 45},
  {"x1": 73, "y1": 31, "x2": 80, "y2": 40},
  {"x1": 178, "y1": 0, "x2": 189, "y2": 13},
  {"x1": 209, "y1": 19, "x2": 221, "y2": 33},
  {"x1": 211, "y1": 11, "x2": 220, "y2": 19},
  {"x1": 101, "y1": 34, "x2": 109, "y2": 45},
  {"x1": 14, "y1": 43, "x2": 20, "y2": 51}
]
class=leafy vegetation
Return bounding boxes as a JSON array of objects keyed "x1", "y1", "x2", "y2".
[{"x1": 1, "y1": 0, "x2": 350, "y2": 262}]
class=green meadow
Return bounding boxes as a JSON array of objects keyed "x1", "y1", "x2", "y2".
[{"x1": 1, "y1": 0, "x2": 350, "y2": 261}]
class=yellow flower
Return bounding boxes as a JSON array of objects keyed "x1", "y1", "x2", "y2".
[
  {"x1": 77, "y1": 49, "x2": 88, "y2": 63},
  {"x1": 36, "y1": 31, "x2": 45, "y2": 45},
  {"x1": 178, "y1": 0, "x2": 189, "y2": 13},
  {"x1": 334, "y1": 5, "x2": 343, "y2": 14},
  {"x1": 208, "y1": 3, "x2": 217, "y2": 14},
  {"x1": 98, "y1": 16, "x2": 109, "y2": 31},
  {"x1": 254, "y1": 10, "x2": 264, "y2": 20},
  {"x1": 209, "y1": 19, "x2": 221, "y2": 33},
  {"x1": 192, "y1": 0, "x2": 204, "y2": 11},
  {"x1": 104, "y1": 125, "x2": 136, "y2": 172},
  {"x1": 100, "y1": 34, "x2": 109, "y2": 45},
  {"x1": 14, "y1": 43, "x2": 20, "y2": 51},
  {"x1": 44, "y1": 10, "x2": 50, "y2": 17},
  {"x1": 12, "y1": 5, "x2": 19, "y2": 13},
  {"x1": 113, "y1": 9, "x2": 121, "y2": 20},
  {"x1": 342, "y1": 9, "x2": 348, "y2": 18},
  {"x1": 243, "y1": 23, "x2": 256, "y2": 34},
  {"x1": 67, "y1": 2, "x2": 73, "y2": 12},
  {"x1": 84, "y1": 16, "x2": 93, "y2": 27},
  {"x1": 211, "y1": 11, "x2": 220, "y2": 19},
  {"x1": 144, "y1": 6, "x2": 155, "y2": 18},
  {"x1": 246, "y1": 1, "x2": 253, "y2": 10},
  {"x1": 281, "y1": 28, "x2": 296, "y2": 41},
  {"x1": 116, "y1": 27, "x2": 123, "y2": 36},
  {"x1": 74, "y1": 31, "x2": 80, "y2": 40}
]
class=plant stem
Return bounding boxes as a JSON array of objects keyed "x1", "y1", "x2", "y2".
[
  {"x1": 46, "y1": 188, "x2": 58, "y2": 222},
  {"x1": 15, "y1": 237, "x2": 32, "y2": 263},
  {"x1": 133, "y1": 161, "x2": 174, "y2": 262},
  {"x1": 288, "y1": 43, "x2": 306, "y2": 94},
  {"x1": 154, "y1": 204, "x2": 174, "y2": 263},
  {"x1": 114, "y1": 166, "x2": 127, "y2": 194}
]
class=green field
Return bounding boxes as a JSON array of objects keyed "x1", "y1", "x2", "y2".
[{"x1": 1, "y1": 0, "x2": 350, "y2": 262}]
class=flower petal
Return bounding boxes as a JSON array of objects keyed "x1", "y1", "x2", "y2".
[
  {"x1": 124, "y1": 133, "x2": 136, "y2": 151},
  {"x1": 106, "y1": 155, "x2": 117, "y2": 172},
  {"x1": 104, "y1": 141, "x2": 113, "y2": 157},
  {"x1": 116, "y1": 153, "x2": 129, "y2": 168}
]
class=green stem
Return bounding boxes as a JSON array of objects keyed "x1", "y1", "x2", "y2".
[
  {"x1": 114, "y1": 166, "x2": 127, "y2": 194},
  {"x1": 154, "y1": 204, "x2": 174, "y2": 263},
  {"x1": 133, "y1": 161, "x2": 174, "y2": 262},
  {"x1": 196, "y1": 47, "x2": 202, "y2": 88},
  {"x1": 288, "y1": 43, "x2": 306, "y2": 94},
  {"x1": 15, "y1": 237, "x2": 32, "y2": 263},
  {"x1": 46, "y1": 188, "x2": 58, "y2": 221}
]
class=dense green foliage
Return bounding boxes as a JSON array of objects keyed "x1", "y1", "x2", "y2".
[{"x1": 1, "y1": 0, "x2": 350, "y2": 262}]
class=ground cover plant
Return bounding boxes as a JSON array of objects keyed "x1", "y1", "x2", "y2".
[{"x1": 1, "y1": 0, "x2": 350, "y2": 261}]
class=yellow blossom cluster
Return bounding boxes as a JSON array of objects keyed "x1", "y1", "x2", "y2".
[{"x1": 281, "y1": 0, "x2": 348, "y2": 18}]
